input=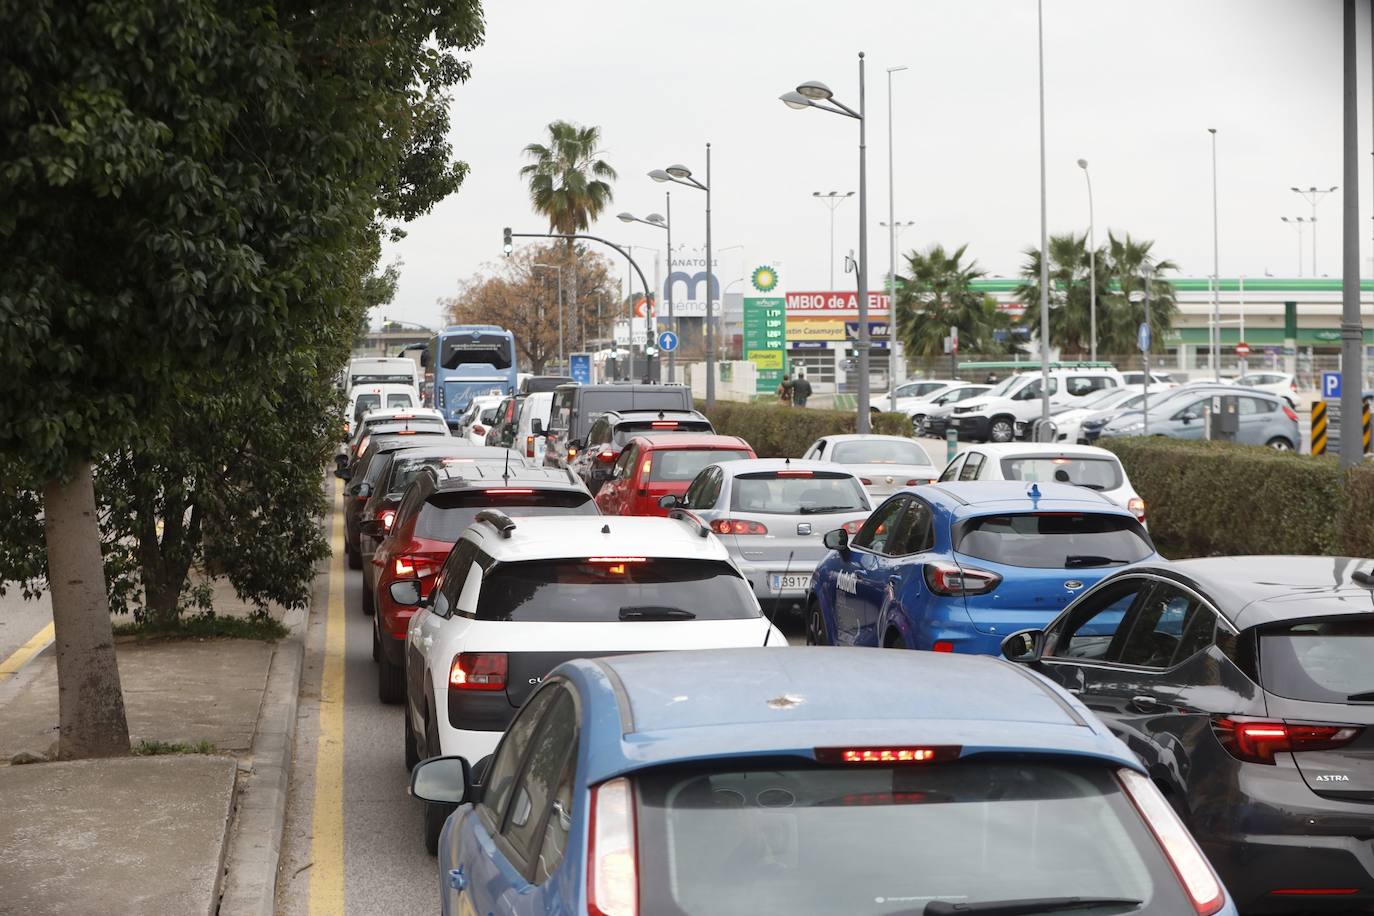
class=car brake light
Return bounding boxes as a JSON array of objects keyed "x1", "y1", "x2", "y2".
[
  {"x1": 1118, "y1": 769, "x2": 1225, "y2": 915},
  {"x1": 776, "y1": 470, "x2": 813, "y2": 478},
  {"x1": 905, "y1": 479, "x2": 933, "y2": 486},
  {"x1": 597, "y1": 449, "x2": 617, "y2": 462},
  {"x1": 486, "y1": 488, "x2": 535, "y2": 495},
  {"x1": 448, "y1": 653, "x2": 507, "y2": 690},
  {"x1": 814, "y1": 746, "x2": 961, "y2": 764},
  {"x1": 650, "y1": 420, "x2": 678, "y2": 428},
  {"x1": 923, "y1": 561, "x2": 1002, "y2": 596},
  {"x1": 356, "y1": 435, "x2": 370, "y2": 456},
  {"x1": 1211, "y1": 717, "x2": 1362, "y2": 765},
  {"x1": 860, "y1": 477, "x2": 872, "y2": 485},
  {"x1": 526, "y1": 435, "x2": 536, "y2": 458},
  {"x1": 1128, "y1": 496, "x2": 1146, "y2": 522},
  {"x1": 394, "y1": 555, "x2": 440, "y2": 578},
  {"x1": 710, "y1": 519, "x2": 768, "y2": 535},
  {"x1": 380, "y1": 509, "x2": 396, "y2": 531},
  {"x1": 842, "y1": 519, "x2": 865, "y2": 535},
  {"x1": 568, "y1": 447, "x2": 578, "y2": 460},
  {"x1": 473, "y1": 425, "x2": 486, "y2": 436},
  {"x1": 587, "y1": 777, "x2": 638, "y2": 916},
  {"x1": 640, "y1": 457, "x2": 652, "y2": 477},
  {"x1": 1269, "y1": 888, "x2": 1359, "y2": 897},
  {"x1": 587, "y1": 556, "x2": 647, "y2": 563},
  {"x1": 932, "y1": 641, "x2": 954, "y2": 653},
  {"x1": 1282, "y1": 404, "x2": 1298, "y2": 423}
]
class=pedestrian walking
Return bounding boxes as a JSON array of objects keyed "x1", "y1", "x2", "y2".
[
  {"x1": 792, "y1": 370, "x2": 812, "y2": 408},
  {"x1": 776, "y1": 372, "x2": 794, "y2": 406}
]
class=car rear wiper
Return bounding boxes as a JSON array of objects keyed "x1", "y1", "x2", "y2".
[
  {"x1": 799, "y1": 505, "x2": 856, "y2": 514},
  {"x1": 918, "y1": 897, "x2": 1143, "y2": 916},
  {"x1": 1065, "y1": 555, "x2": 1129, "y2": 568},
  {"x1": 619, "y1": 606, "x2": 696, "y2": 621},
  {"x1": 1347, "y1": 690, "x2": 1374, "y2": 702}
]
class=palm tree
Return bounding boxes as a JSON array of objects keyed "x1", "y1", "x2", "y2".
[
  {"x1": 1100, "y1": 232, "x2": 1179, "y2": 355},
  {"x1": 519, "y1": 121, "x2": 617, "y2": 237},
  {"x1": 895, "y1": 244, "x2": 1009, "y2": 358},
  {"x1": 1015, "y1": 233, "x2": 1109, "y2": 357}
]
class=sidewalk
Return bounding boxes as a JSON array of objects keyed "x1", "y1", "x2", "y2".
[{"x1": 0, "y1": 574, "x2": 314, "y2": 916}]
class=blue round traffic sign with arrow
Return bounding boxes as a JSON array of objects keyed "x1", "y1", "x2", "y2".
[{"x1": 657, "y1": 330, "x2": 679, "y2": 352}]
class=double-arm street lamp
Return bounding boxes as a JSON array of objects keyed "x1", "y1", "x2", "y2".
[
  {"x1": 879, "y1": 218, "x2": 914, "y2": 408},
  {"x1": 618, "y1": 201, "x2": 675, "y2": 382},
  {"x1": 650, "y1": 149, "x2": 714, "y2": 406},
  {"x1": 1280, "y1": 216, "x2": 1312, "y2": 276},
  {"x1": 1291, "y1": 185, "x2": 1337, "y2": 276},
  {"x1": 813, "y1": 191, "x2": 854, "y2": 289},
  {"x1": 531, "y1": 263, "x2": 564, "y2": 369},
  {"x1": 781, "y1": 53, "x2": 873, "y2": 434}
]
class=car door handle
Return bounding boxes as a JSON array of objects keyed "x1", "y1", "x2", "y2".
[{"x1": 446, "y1": 866, "x2": 467, "y2": 891}]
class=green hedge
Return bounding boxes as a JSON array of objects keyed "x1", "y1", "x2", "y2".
[
  {"x1": 703, "y1": 401, "x2": 911, "y2": 459},
  {"x1": 1099, "y1": 437, "x2": 1374, "y2": 558}
]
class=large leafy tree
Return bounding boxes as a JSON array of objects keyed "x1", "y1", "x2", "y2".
[
  {"x1": 0, "y1": 0, "x2": 483, "y2": 758},
  {"x1": 895, "y1": 244, "x2": 1013, "y2": 358}
]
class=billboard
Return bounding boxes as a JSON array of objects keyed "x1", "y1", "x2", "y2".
[
  {"x1": 742, "y1": 262, "x2": 786, "y2": 397},
  {"x1": 785, "y1": 291, "x2": 891, "y2": 317},
  {"x1": 662, "y1": 248, "x2": 723, "y2": 318}
]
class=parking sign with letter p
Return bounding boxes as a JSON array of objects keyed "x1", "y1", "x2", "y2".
[{"x1": 1322, "y1": 372, "x2": 1342, "y2": 399}]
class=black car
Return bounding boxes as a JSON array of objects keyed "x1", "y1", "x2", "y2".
[
  {"x1": 339, "y1": 431, "x2": 463, "y2": 570},
  {"x1": 569, "y1": 408, "x2": 713, "y2": 494},
  {"x1": 542, "y1": 382, "x2": 693, "y2": 471},
  {"x1": 1003, "y1": 556, "x2": 1374, "y2": 914},
  {"x1": 518, "y1": 374, "x2": 574, "y2": 394}
]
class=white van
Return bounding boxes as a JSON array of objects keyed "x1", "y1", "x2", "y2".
[
  {"x1": 514, "y1": 391, "x2": 555, "y2": 464},
  {"x1": 346, "y1": 357, "x2": 420, "y2": 392},
  {"x1": 948, "y1": 367, "x2": 1125, "y2": 443}
]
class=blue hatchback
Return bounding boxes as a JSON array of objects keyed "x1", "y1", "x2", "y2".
[
  {"x1": 807, "y1": 480, "x2": 1158, "y2": 653},
  {"x1": 410, "y1": 647, "x2": 1236, "y2": 915}
]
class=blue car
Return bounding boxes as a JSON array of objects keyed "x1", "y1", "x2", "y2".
[
  {"x1": 409, "y1": 647, "x2": 1236, "y2": 915},
  {"x1": 807, "y1": 480, "x2": 1158, "y2": 653}
]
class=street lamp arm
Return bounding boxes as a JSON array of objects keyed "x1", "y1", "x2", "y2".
[
  {"x1": 660, "y1": 173, "x2": 709, "y2": 193},
  {"x1": 506, "y1": 230, "x2": 653, "y2": 312},
  {"x1": 818, "y1": 98, "x2": 860, "y2": 119}
]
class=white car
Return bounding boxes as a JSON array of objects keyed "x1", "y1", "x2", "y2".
[
  {"x1": 1024, "y1": 385, "x2": 1152, "y2": 444},
  {"x1": 514, "y1": 391, "x2": 555, "y2": 465},
  {"x1": 937, "y1": 442, "x2": 1145, "y2": 523},
  {"x1": 395, "y1": 513, "x2": 787, "y2": 847},
  {"x1": 910, "y1": 383, "x2": 992, "y2": 435},
  {"x1": 1233, "y1": 372, "x2": 1298, "y2": 407},
  {"x1": 801, "y1": 434, "x2": 939, "y2": 499},
  {"x1": 948, "y1": 367, "x2": 1125, "y2": 443},
  {"x1": 876, "y1": 378, "x2": 961, "y2": 414},
  {"x1": 455, "y1": 394, "x2": 505, "y2": 446},
  {"x1": 338, "y1": 383, "x2": 420, "y2": 462}
]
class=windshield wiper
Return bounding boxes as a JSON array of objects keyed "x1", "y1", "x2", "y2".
[
  {"x1": 1065, "y1": 555, "x2": 1130, "y2": 568},
  {"x1": 619, "y1": 606, "x2": 695, "y2": 621},
  {"x1": 919, "y1": 897, "x2": 1143, "y2": 916},
  {"x1": 799, "y1": 505, "x2": 856, "y2": 514},
  {"x1": 1347, "y1": 690, "x2": 1374, "y2": 702}
]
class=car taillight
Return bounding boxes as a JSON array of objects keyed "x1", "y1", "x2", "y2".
[
  {"x1": 448, "y1": 652, "x2": 507, "y2": 690},
  {"x1": 1282, "y1": 404, "x2": 1299, "y2": 423},
  {"x1": 640, "y1": 456, "x2": 652, "y2": 477},
  {"x1": 394, "y1": 555, "x2": 441, "y2": 578},
  {"x1": 1128, "y1": 496, "x2": 1146, "y2": 522},
  {"x1": 906, "y1": 478, "x2": 934, "y2": 486},
  {"x1": 568, "y1": 447, "x2": 578, "y2": 460},
  {"x1": 710, "y1": 519, "x2": 768, "y2": 535},
  {"x1": 776, "y1": 470, "x2": 813, "y2": 478},
  {"x1": 1118, "y1": 769, "x2": 1225, "y2": 915},
  {"x1": 597, "y1": 449, "x2": 618, "y2": 462},
  {"x1": 1211, "y1": 717, "x2": 1362, "y2": 765},
  {"x1": 526, "y1": 435, "x2": 536, "y2": 458},
  {"x1": 815, "y1": 745, "x2": 961, "y2": 764},
  {"x1": 923, "y1": 561, "x2": 1001, "y2": 596},
  {"x1": 932, "y1": 640, "x2": 955, "y2": 653},
  {"x1": 380, "y1": 509, "x2": 396, "y2": 531},
  {"x1": 860, "y1": 477, "x2": 873, "y2": 485},
  {"x1": 842, "y1": 519, "x2": 865, "y2": 535},
  {"x1": 473, "y1": 425, "x2": 486, "y2": 436},
  {"x1": 587, "y1": 777, "x2": 638, "y2": 916}
]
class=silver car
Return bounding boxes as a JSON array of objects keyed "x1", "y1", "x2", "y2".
[
  {"x1": 1099, "y1": 386, "x2": 1300, "y2": 449},
  {"x1": 663, "y1": 459, "x2": 872, "y2": 616},
  {"x1": 801, "y1": 434, "x2": 938, "y2": 500}
]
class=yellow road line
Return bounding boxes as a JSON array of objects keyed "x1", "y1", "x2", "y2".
[
  {"x1": 308, "y1": 480, "x2": 347, "y2": 914},
  {"x1": 0, "y1": 621, "x2": 55, "y2": 679}
]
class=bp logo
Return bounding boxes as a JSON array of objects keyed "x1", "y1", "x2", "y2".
[{"x1": 751, "y1": 265, "x2": 779, "y2": 292}]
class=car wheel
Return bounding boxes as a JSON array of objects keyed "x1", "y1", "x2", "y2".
[
  {"x1": 403, "y1": 705, "x2": 420, "y2": 773},
  {"x1": 377, "y1": 638, "x2": 404, "y2": 704},
  {"x1": 361, "y1": 578, "x2": 375, "y2": 616},
  {"x1": 346, "y1": 542, "x2": 362, "y2": 571},
  {"x1": 911, "y1": 413, "x2": 926, "y2": 434},
  {"x1": 805, "y1": 601, "x2": 829, "y2": 646},
  {"x1": 423, "y1": 715, "x2": 454, "y2": 855},
  {"x1": 1267, "y1": 436, "x2": 1294, "y2": 451},
  {"x1": 989, "y1": 418, "x2": 1015, "y2": 443}
]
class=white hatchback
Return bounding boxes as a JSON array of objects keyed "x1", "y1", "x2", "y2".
[{"x1": 936, "y1": 442, "x2": 1146, "y2": 524}]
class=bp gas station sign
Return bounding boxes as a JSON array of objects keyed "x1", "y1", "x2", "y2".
[{"x1": 743, "y1": 262, "x2": 787, "y2": 396}]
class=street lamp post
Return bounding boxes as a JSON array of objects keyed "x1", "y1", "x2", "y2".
[
  {"x1": 1281, "y1": 216, "x2": 1310, "y2": 276},
  {"x1": 532, "y1": 263, "x2": 564, "y2": 370},
  {"x1": 1036, "y1": 1, "x2": 1051, "y2": 435},
  {"x1": 650, "y1": 146, "x2": 714, "y2": 406},
  {"x1": 781, "y1": 52, "x2": 873, "y2": 434},
  {"x1": 1077, "y1": 158, "x2": 1098, "y2": 363},
  {"x1": 879, "y1": 218, "x2": 914, "y2": 409},
  {"x1": 618, "y1": 206, "x2": 674, "y2": 381},
  {"x1": 814, "y1": 191, "x2": 855, "y2": 290},
  {"x1": 1209, "y1": 128, "x2": 1221, "y2": 381},
  {"x1": 1130, "y1": 260, "x2": 1155, "y2": 435},
  {"x1": 1291, "y1": 184, "x2": 1338, "y2": 276},
  {"x1": 627, "y1": 244, "x2": 659, "y2": 381}
]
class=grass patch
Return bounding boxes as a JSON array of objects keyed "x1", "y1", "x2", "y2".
[
  {"x1": 133, "y1": 739, "x2": 218, "y2": 756},
  {"x1": 113, "y1": 612, "x2": 288, "y2": 642}
]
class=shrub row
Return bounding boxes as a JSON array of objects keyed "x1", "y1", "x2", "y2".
[
  {"x1": 1098, "y1": 437, "x2": 1374, "y2": 558},
  {"x1": 703, "y1": 401, "x2": 911, "y2": 458}
]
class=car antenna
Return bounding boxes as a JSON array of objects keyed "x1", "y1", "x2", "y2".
[
  {"x1": 502, "y1": 446, "x2": 511, "y2": 482},
  {"x1": 763, "y1": 550, "x2": 794, "y2": 647},
  {"x1": 601, "y1": 523, "x2": 610, "y2": 534}
]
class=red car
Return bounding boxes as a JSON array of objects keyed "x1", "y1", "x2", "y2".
[{"x1": 594, "y1": 433, "x2": 755, "y2": 517}]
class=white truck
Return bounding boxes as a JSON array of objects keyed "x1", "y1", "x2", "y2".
[{"x1": 345, "y1": 357, "x2": 421, "y2": 393}]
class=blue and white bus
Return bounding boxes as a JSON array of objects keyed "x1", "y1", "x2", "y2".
[{"x1": 421, "y1": 325, "x2": 518, "y2": 428}]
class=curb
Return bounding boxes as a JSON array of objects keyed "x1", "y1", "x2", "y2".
[{"x1": 217, "y1": 595, "x2": 310, "y2": 916}]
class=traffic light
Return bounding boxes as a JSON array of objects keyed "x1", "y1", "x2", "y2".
[{"x1": 502, "y1": 227, "x2": 512, "y2": 255}]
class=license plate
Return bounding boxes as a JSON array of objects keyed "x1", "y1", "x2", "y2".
[{"x1": 769, "y1": 573, "x2": 811, "y2": 592}]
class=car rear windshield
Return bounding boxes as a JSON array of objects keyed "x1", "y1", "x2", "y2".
[
  {"x1": 353, "y1": 394, "x2": 381, "y2": 416},
  {"x1": 415, "y1": 490, "x2": 596, "y2": 541},
  {"x1": 830, "y1": 440, "x2": 929, "y2": 466},
  {"x1": 385, "y1": 393, "x2": 414, "y2": 409},
  {"x1": 1000, "y1": 456, "x2": 1124, "y2": 491},
  {"x1": 650, "y1": 449, "x2": 752, "y2": 482},
  {"x1": 956, "y1": 513, "x2": 1152, "y2": 569},
  {"x1": 730, "y1": 472, "x2": 868, "y2": 515},
  {"x1": 365, "y1": 419, "x2": 448, "y2": 436},
  {"x1": 578, "y1": 392, "x2": 689, "y2": 433},
  {"x1": 474, "y1": 558, "x2": 758, "y2": 622},
  {"x1": 351, "y1": 373, "x2": 414, "y2": 386},
  {"x1": 634, "y1": 760, "x2": 1187, "y2": 916},
  {"x1": 1258, "y1": 617, "x2": 1374, "y2": 703},
  {"x1": 612, "y1": 419, "x2": 712, "y2": 445}
]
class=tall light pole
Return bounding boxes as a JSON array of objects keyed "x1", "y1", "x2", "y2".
[
  {"x1": 618, "y1": 206, "x2": 674, "y2": 381},
  {"x1": 532, "y1": 263, "x2": 564, "y2": 369},
  {"x1": 1291, "y1": 184, "x2": 1338, "y2": 276},
  {"x1": 782, "y1": 52, "x2": 873, "y2": 434},
  {"x1": 1339, "y1": 0, "x2": 1362, "y2": 470},
  {"x1": 885, "y1": 64, "x2": 908, "y2": 407},
  {"x1": 1036, "y1": 1, "x2": 1051, "y2": 435},
  {"x1": 1209, "y1": 127, "x2": 1220, "y2": 381},
  {"x1": 1281, "y1": 216, "x2": 1309, "y2": 276},
  {"x1": 813, "y1": 191, "x2": 854, "y2": 289},
  {"x1": 1077, "y1": 158, "x2": 1098, "y2": 363},
  {"x1": 651, "y1": 146, "x2": 714, "y2": 406}
]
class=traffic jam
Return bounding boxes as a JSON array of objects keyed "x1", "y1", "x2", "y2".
[{"x1": 334, "y1": 358, "x2": 1373, "y2": 916}]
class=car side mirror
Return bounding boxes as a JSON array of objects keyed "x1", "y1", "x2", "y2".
[
  {"x1": 1179, "y1": 411, "x2": 1197, "y2": 424},
  {"x1": 409, "y1": 756, "x2": 470, "y2": 805},
  {"x1": 530, "y1": 418, "x2": 544, "y2": 436},
  {"x1": 658, "y1": 494, "x2": 681, "y2": 509},
  {"x1": 822, "y1": 528, "x2": 850, "y2": 552},
  {"x1": 389, "y1": 580, "x2": 422, "y2": 607},
  {"x1": 1000, "y1": 629, "x2": 1045, "y2": 664},
  {"x1": 337, "y1": 466, "x2": 353, "y2": 481},
  {"x1": 355, "y1": 482, "x2": 372, "y2": 498}
]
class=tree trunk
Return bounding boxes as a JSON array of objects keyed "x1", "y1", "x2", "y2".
[{"x1": 42, "y1": 460, "x2": 130, "y2": 759}]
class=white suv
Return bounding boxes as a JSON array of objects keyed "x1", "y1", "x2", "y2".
[
  {"x1": 393, "y1": 513, "x2": 787, "y2": 849},
  {"x1": 948, "y1": 368, "x2": 1124, "y2": 442}
]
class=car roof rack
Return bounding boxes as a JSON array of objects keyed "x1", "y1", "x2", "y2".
[
  {"x1": 667, "y1": 508, "x2": 710, "y2": 538},
  {"x1": 475, "y1": 509, "x2": 517, "y2": 538}
]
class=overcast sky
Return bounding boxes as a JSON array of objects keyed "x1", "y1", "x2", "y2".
[{"x1": 377, "y1": 0, "x2": 1368, "y2": 328}]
